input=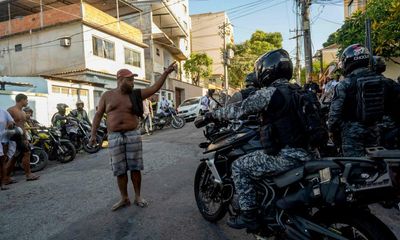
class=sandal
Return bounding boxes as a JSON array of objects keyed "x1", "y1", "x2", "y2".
[
  {"x1": 26, "y1": 175, "x2": 40, "y2": 181},
  {"x1": 134, "y1": 199, "x2": 149, "y2": 208},
  {"x1": 4, "y1": 179, "x2": 17, "y2": 185},
  {"x1": 111, "y1": 199, "x2": 131, "y2": 211}
]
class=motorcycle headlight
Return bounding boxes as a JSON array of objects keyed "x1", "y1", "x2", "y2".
[{"x1": 54, "y1": 130, "x2": 62, "y2": 137}]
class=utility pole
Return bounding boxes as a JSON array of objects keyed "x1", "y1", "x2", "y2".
[
  {"x1": 289, "y1": 29, "x2": 302, "y2": 85},
  {"x1": 300, "y1": 0, "x2": 313, "y2": 82},
  {"x1": 219, "y1": 20, "x2": 232, "y2": 91},
  {"x1": 290, "y1": 1, "x2": 302, "y2": 85}
]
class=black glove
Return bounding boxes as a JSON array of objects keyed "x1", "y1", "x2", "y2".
[{"x1": 204, "y1": 112, "x2": 214, "y2": 121}]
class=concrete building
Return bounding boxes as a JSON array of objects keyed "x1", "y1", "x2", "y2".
[
  {"x1": 342, "y1": 0, "x2": 400, "y2": 80},
  {"x1": 0, "y1": 0, "x2": 150, "y2": 117},
  {"x1": 344, "y1": 0, "x2": 367, "y2": 18},
  {"x1": 124, "y1": 0, "x2": 204, "y2": 107},
  {"x1": 0, "y1": 76, "x2": 105, "y2": 125},
  {"x1": 190, "y1": 11, "x2": 234, "y2": 90}
]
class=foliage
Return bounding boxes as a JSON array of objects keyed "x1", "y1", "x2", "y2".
[
  {"x1": 228, "y1": 30, "x2": 283, "y2": 88},
  {"x1": 300, "y1": 61, "x2": 329, "y2": 85},
  {"x1": 323, "y1": 0, "x2": 400, "y2": 61},
  {"x1": 183, "y1": 53, "x2": 213, "y2": 86}
]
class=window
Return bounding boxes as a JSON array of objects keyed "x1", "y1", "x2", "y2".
[
  {"x1": 124, "y1": 48, "x2": 141, "y2": 67},
  {"x1": 92, "y1": 36, "x2": 115, "y2": 60},
  {"x1": 15, "y1": 44, "x2": 22, "y2": 52},
  {"x1": 156, "y1": 48, "x2": 160, "y2": 56},
  {"x1": 183, "y1": 4, "x2": 187, "y2": 14},
  {"x1": 348, "y1": 0, "x2": 355, "y2": 16}
]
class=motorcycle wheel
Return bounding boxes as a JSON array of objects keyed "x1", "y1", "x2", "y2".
[
  {"x1": 171, "y1": 116, "x2": 185, "y2": 129},
  {"x1": 313, "y1": 209, "x2": 397, "y2": 240},
  {"x1": 194, "y1": 162, "x2": 228, "y2": 222},
  {"x1": 30, "y1": 148, "x2": 48, "y2": 173},
  {"x1": 83, "y1": 135, "x2": 102, "y2": 154},
  {"x1": 58, "y1": 141, "x2": 76, "y2": 163}
]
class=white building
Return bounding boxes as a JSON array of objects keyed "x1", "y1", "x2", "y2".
[
  {"x1": 191, "y1": 11, "x2": 234, "y2": 90},
  {"x1": 125, "y1": 0, "x2": 205, "y2": 107},
  {"x1": 0, "y1": 1, "x2": 149, "y2": 117}
]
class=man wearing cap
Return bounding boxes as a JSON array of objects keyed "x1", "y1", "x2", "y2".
[{"x1": 90, "y1": 62, "x2": 177, "y2": 211}]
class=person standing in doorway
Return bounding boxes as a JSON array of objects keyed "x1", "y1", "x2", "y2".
[{"x1": 142, "y1": 98, "x2": 153, "y2": 135}]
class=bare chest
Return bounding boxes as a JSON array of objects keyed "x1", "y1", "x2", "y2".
[{"x1": 105, "y1": 93, "x2": 133, "y2": 113}]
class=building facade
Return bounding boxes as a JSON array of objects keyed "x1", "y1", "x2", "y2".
[
  {"x1": 344, "y1": 0, "x2": 368, "y2": 18},
  {"x1": 0, "y1": 1, "x2": 150, "y2": 118},
  {"x1": 190, "y1": 11, "x2": 234, "y2": 90},
  {"x1": 124, "y1": 0, "x2": 204, "y2": 107}
]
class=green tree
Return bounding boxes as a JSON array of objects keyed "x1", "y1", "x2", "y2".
[
  {"x1": 228, "y1": 30, "x2": 283, "y2": 88},
  {"x1": 323, "y1": 0, "x2": 400, "y2": 62},
  {"x1": 183, "y1": 53, "x2": 213, "y2": 86}
]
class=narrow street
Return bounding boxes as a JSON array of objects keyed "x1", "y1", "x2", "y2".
[{"x1": 1, "y1": 123, "x2": 400, "y2": 240}]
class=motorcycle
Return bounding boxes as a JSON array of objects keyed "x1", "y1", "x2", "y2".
[
  {"x1": 194, "y1": 115, "x2": 400, "y2": 240},
  {"x1": 31, "y1": 127, "x2": 76, "y2": 163},
  {"x1": 153, "y1": 107, "x2": 185, "y2": 130},
  {"x1": 62, "y1": 117, "x2": 104, "y2": 154},
  {"x1": 7, "y1": 128, "x2": 49, "y2": 173}
]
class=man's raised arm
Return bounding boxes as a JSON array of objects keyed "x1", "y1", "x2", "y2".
[{"x1": 141, "y1": 62, "x2": 177, "y2": 100}]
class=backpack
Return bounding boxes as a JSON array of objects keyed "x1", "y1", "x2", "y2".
[
  {"x1": 287, "y1": 85, "x2": 328, "y2": 149},
  {"x1": 354, "y1": 73, "x2": 385, "y2": 124}
]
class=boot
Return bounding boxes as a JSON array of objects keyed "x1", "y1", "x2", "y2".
[{"x1": 227, "y1": 209, "x2": 259, "y2": 230}]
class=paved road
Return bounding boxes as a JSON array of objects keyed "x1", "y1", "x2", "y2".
[{"x1": 1, "y1": 124, "x2": 399, "y2": 240}]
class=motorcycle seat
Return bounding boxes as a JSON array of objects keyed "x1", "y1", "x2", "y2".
[
  {"x1": 366, "y1": 147, "x2": 400, "y2": 160},
  {"x1": 304, "y1": 160, "x2": 340, "y2": 174},
  {"x1": 273, "y1": 167, "x2": 304, "y2": 188}
]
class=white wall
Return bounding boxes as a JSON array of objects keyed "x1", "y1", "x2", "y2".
[
  {"x1": 82, "y1": 25, "x2": 146, "y2": 79},
  {"x1": 0, "y1": 22, "x2": 85, "y2": 76},
  {"x1": 0, "y1": 92, "x2": 50, "y2": 126}
]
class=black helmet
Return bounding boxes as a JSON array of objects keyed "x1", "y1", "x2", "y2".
[
  {"x1": 255, "y1": 49, "x2": 293, "y2": 87},
  {"x1": 56, "y1": 103, "x2": 68, "y2": 111},
  {"x1": 245, "y1": 72, "x2": 259, "y2": 88},
  {"x1": 373, "y1": 56, "x2": 386, "y2": 74},
  {"x1": 341, "y1": 44, "x2": 370, "y2": 75},
  {"x1": 76, "y1": 99, "x2": 84, "y2": 107}
]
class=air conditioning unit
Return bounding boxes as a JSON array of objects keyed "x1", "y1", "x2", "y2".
[{"x1": 60, "y1": 37, "x2": 71, "y2": 47}]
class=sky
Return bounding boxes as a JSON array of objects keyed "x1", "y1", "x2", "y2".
[{"x1": 189, "y1": 0, "x2": 344, "y2": 61}]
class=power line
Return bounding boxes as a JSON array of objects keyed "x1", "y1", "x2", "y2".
[
  {"x1": 230, "y1": 0, "x2": 288, "y2": 21},
  {"x1": 3, "y1": 0, "x2": 186, "y2": 52}
]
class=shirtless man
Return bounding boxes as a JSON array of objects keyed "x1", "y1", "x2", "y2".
[
  {"x1": 5, "y1": 94, "x2": 39, "y2": 182},
  {"x1": 90, "y1": 62, "x2": 177, "y2": 211}
]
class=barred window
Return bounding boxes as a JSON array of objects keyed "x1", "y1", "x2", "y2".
[
  {"x1": 92, "y1": 36, "x2": 115, "y2": 60},
  {"x1": 124, "y1": 48, "x2": 141, "y2": 67}
]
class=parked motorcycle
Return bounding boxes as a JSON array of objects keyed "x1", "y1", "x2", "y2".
[
  {"x1": 62, "y1": 117, "x2": 104, "y2": 154},
  {"x1": 153, "y1": 107, "x2": 185, "y2": 130},
  {"x1": 31, "y1": 127, "x2": 76, "y2": 163},
  {"x1": 8, "y1": 128, "x2": 49, "y2": 173},
  {"x1": 193, "y1": 115, "x2": 400, "y2": 240}
]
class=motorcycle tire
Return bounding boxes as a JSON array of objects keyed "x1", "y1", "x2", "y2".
[
  {"x1": 30, "y1": 148, "x2": 48, "y2": 173},
  {"x1": 58, "y1": 140, "x2": 76, "y2": 163},
  {"x1": 313, "y1": 209, "x2": 397, "y2": 240},
  {"x1": 171, "y1": 116, "x2": 185, "y2": 129},
  {"x1": 194, "y1": 162, "x2": 228, "y2": 222},
  {"x1": 83, "y1": 135, "x2": 102, "y2": 154}
]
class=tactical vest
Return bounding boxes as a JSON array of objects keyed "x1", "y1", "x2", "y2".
[
  {"x1": 344, "y1": 71, "x2": 385, "y2": 125},
  {"x1": 260, "y1": 83, "x2": 306, "y2": 155}
]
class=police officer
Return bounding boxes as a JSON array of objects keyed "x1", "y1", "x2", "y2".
[
  {"x1": 69, "y1": 100, "x2": 91, "y2": 125},
  {"x1": 328, "y1": 44, "x2": 400, "y2": 156},
  {"x1": 210, "y1": 49, "x2": 313, "y2": 229},
  {"x1": 51, "y1": 103, "x2": 69, "y2": 128},
  {"x1": 240, "y1": 72, "x2": 259, "y2": 100}
]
